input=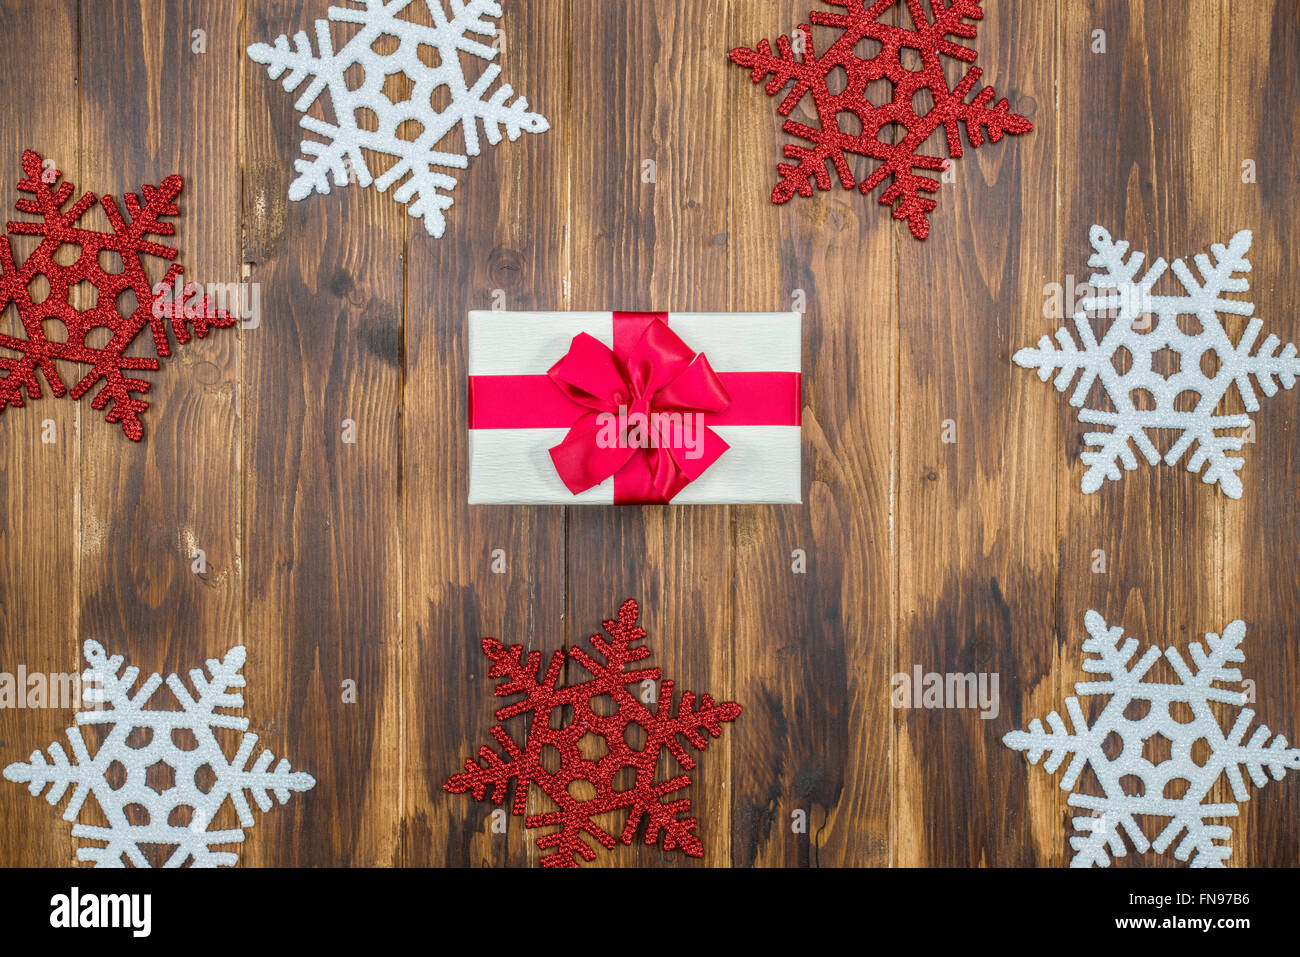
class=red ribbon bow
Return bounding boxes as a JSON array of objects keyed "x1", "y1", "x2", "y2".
[{"x1": 547, "y1": 314, "x2": 731, "y2": 503}]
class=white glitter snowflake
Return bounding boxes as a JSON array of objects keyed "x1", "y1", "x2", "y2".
[
  {"x1": 3, "y1": 641, "x2": 315, "y2": 868},
  {"x1": 248, "y1": 0, "x2": 549, "y2": 238},
  {"x1": 1003, "y1": 612, "x2": 1300, "y2": 868},
  {"x1": 1015, "y1": 226, "x2": 1300, "y2": 498}
]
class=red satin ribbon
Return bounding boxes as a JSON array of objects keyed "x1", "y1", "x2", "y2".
[
  {"x1": 552, "y1": 313, "x2": 734, "y2": 502},
  {"x1": 469, "y1": 313, "x2": 801, "y2": 504},
  {"x1": 468, "y1": 372, "x2": 802, "y2": 429}
]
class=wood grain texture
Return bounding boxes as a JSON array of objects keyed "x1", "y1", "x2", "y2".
[
  {"x1": 1220, "y1": 0, "x2": 1300, "y2": 867},
  {"x1": 1056, "y1": 0, "x2": 1230, "y2": 869},
  {"x1": 402, "y1": 0, "x2": 568, "y2": 867},
  {"x1": 0, "y1": 0, "x2": 81, "y2": 869},
  {"x1": 72, "y1": 0, "x2": 244, "y2": 869},
  {"x1": 895, "y1": 0, "x2": 1058, "y2": 867},
  {"x1": 0, "y1": 0, "x2": 1296, "y2": 870},
  {"x1": 242, "y1": 0, "x2": 404, "y2": 866},
  {"x1": 728, "y1": 0, "x2": 894, "y2": 867},
  {"x1": 564, "y1": 0, "x2": 736, "y2": 867}
]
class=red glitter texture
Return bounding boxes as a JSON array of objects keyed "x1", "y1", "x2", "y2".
[
  {"x1": 730, "y1": 0, "x2": 1033, "y2": 239},
  {"x1": 445, "y1": 599, "x2": 742, "y2": 868},
  {"x1": 0, "y1": 150, "x2": 234, "y2": 440}
]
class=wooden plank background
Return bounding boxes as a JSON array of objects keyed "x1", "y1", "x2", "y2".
[{"x1": 0, "y1": 0, "x2": 1296, "y2": 868}]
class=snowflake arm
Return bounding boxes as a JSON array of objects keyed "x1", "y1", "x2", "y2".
[
  {"x1": 445, "y1": 724, "x2": 532, "y2": 812},
  {"x1": 76, "y1": 639, "x2": 163, "y2": 719},
  {"x1": 1171, "y1": 419, "x2": 1250, "y2": 498},
  {"x1": 166, "y1": 646, "x2": 252, "y2": 728},
  {"x1": 1144, "y1": 795, "x2": 1239, "y2": 867},
  {"x1": 387, "y1": 163, "x2": 464, "y2": 238},
  {"x1": 1175, "y1": 825, "x2": 1236, "y2": 868},
  {"x1": 1163, "y1": 620, "x2": 1247, "y2": 703},
  {"x1": 248, "y1": 22, "x2": 368, "y2": 199},
  {"x1": 217, "y1": 732, "x2": 317, "y2": 826},
  {"x1": 1013, "y1": 325, "x2": 1101, "y2": 403},
  {"x1": 485, "y1": 639, "x2": 567, "y2": 719},
  {"x1": 1221, "y1": 319, "x2": 1300, "y2": 412},
  {"x1": 1076, "y1": 609, "x2": 1162, "y2": 694},
  {"x1": 728, "y1": 27, "x2": 825, "y2": 116},
  {"x1": 443, "y1": 638, "x2": 567, "y2": 811},
  {"x1": 246, "y1": 22, "x2": 339, "y2": 112},
  {"x1": 614, "y1": 775, "x2": 700, "y2": 856},
  {"x1": 947, "y1": 81, "x2": 1034, "y2": 149},
  {"x1": 650, "y1": 684, "x2": 744, "y2": 771},
  {"x1": 1083, "y1": 224, "x2": 1155, "y2": 289},
  {"x1": 3, "y1": 730, "x2": 98, "y2": 820},
  {"x1": 1214, "y1": 710, "x2": 1300, "y2": 797},
  {"x1": 453, "y1": 65, "x2": 548, "y2": 152},
  {"x1": 1075, "y1": 412, "x2": 1158, "y2": 493},
  {"x1": 1166, "y1": 230, "x2": 1254, "y2": 312},
  {"x1": 1001, "y1": 696, "x2": 1096, "y2": 789},
  {"x1": 1066, "y1": 793, "x2": 1152, "y2": 866},
  {"x1": 1065, "y1": 805, "x2": 1128, "y2": 868}
]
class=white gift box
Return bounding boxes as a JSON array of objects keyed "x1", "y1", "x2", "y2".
[{"x1": 467, "y1": 311, "x2": 802, "y2": 505}]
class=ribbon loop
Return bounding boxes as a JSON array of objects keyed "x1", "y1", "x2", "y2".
[{"x1": 546, "y1": 315, "x2": 732, "y2": 503}]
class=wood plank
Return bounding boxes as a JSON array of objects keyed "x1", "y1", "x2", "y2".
[
  {"x1": 1220, "y1": 0, "x2": 1300, "y2": 868},
  {"x1": 727, "y1": 0, "x2": 894, "y2": 867},
  {"x1": 895, "y1": 0, "x2": 1059, "y2": 866},
  {"x1": 402, "y1": 0, "x2": 568, "y2": 868},
  {"x1": 242, "y1": 0, "x2": 404, "y2": 866},
  {"x1": 1056, "y1": 0, "x2": 1226, "y2": 868},
  {"x1": 75, "y1": 0, "x2": 244, "y2": 867},
  {"x1": 0, "y1": 0, "x2": 81, "y2": 868},
  {"x1": 565, "y1": 0, "x2": 735, "y2": 867}
]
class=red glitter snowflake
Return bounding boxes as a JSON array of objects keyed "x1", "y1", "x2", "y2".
[
  {"x1": 445, "y1": 599, "x2": 742, "y2": 868},
  {"x1": 730, "y1": 0, "x2": 1033, "y2": 239},
  {"x1": 0, "y1": 150, "x2": 234, "y2": 440}
]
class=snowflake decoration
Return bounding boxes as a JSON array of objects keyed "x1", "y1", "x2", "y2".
[
  {"x1": 3, "y1": 641, "x2": 315, "y2": 868},
  {"x1": 1004, "y1": 612, "x2": 1300, "y2": 868},
  {"x1": 445, "y1": 599, "x2": 742, "y2": 868},
  {"x1": 729, "y1": 0, "x2": 1032, "y2": 239},
  {"x1": 248, "y1": 0, "x2": 549, "y2": 238},
  {"x1": 0, "y1": 150, "x2": 235, "y2": 440},
  {"x1": 1016, "y1": 226, "x2": 1300, "y2": 498}
]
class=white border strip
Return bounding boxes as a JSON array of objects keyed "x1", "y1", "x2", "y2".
[
  {"x1": 468, "y1": 311, "x2": 801, "y2": 375},
  {"x1": 468, "y1": 426, "x2": 801, "y2": 504}
]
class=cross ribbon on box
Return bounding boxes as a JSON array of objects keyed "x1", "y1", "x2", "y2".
[{"x1": 468, "y1": 312, "x2": 801, "y2": 504}]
